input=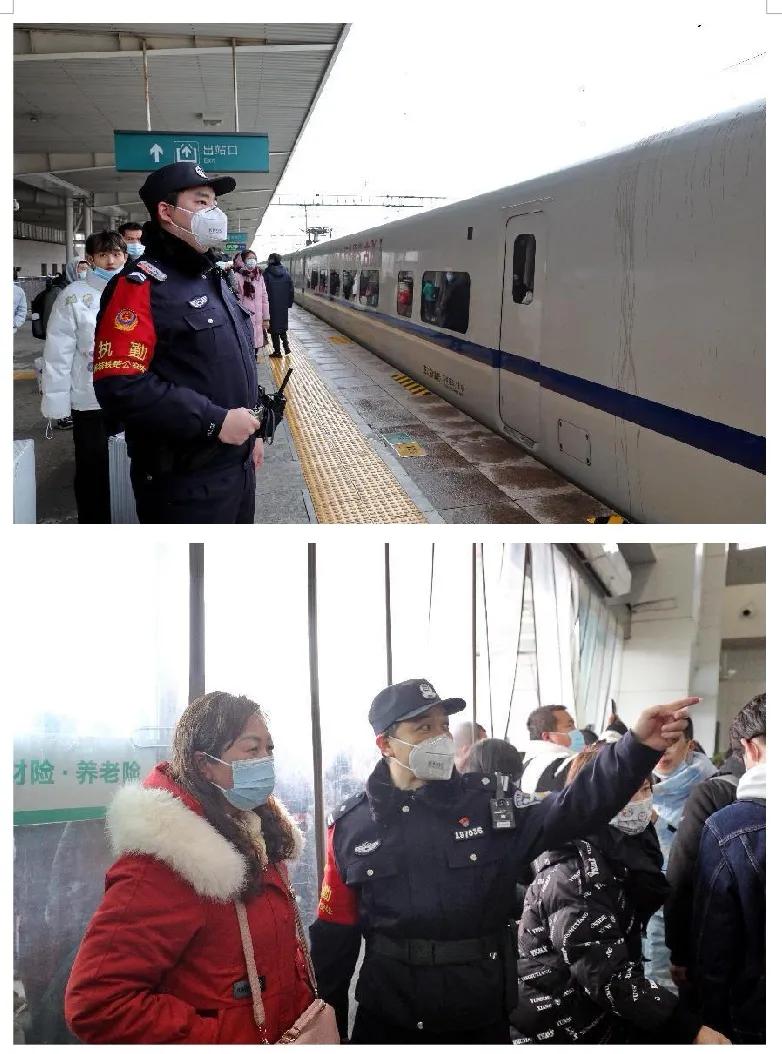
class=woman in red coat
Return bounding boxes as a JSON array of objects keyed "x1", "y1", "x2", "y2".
[{"x1": 65, "y1": 692, "x2": 314, "y2": 1044}]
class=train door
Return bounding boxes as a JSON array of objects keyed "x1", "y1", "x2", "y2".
[{"x1": 499, "y1": 213, "x2": 547, "y2": 446}]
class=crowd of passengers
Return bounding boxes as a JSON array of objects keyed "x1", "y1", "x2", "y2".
[{"x1": 62, "y1": 685, "x2": 764, "y2": 1045}]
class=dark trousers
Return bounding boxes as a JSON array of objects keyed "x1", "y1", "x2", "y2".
[
  {"x1": 71, "y1": 409, "x2": 120, "y2": 524},
  {"x1": 130, "y1": 457, "x2": 255, "y2": 524},
  {"x1": 270, "y1": 330, "x2": 290, "y2": 353},
  {"x1": 351, "y1": 1006, "x2": 510, "y2": 1045}
]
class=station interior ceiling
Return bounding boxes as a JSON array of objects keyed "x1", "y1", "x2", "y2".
[{"x1": 13, "y1": 23, "x2": 349, "y2": 243}]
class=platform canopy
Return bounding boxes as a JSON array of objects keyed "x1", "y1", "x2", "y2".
[{"x1": 14, "y1": 23, "x2": 349, "y2": 245}]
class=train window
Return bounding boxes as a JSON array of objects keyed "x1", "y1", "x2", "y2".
[
  {"x1": 342, "y1": 270, "x2": 356, "y2": 301},
  {"x1": 318, "y1": 269, "x2": 328, "y2": 293},
  {"x1": 397, "y1": 271, "x2": 414, "y2": 317},
  {"x1": 512, "y1": 235, "x2": 536, "y2": 305},
  {"x1": 420, "y1": 270, "x2": 470, "y2": 334},
  {"x1": 359, "y1": 269, "x2": 380, "y2": 308},
  {"x1": 309, "y1": 268, "x2": 318, "y2": 290}
]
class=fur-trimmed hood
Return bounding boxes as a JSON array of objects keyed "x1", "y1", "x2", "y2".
[{"x1": 106, "y1": 764, "x2": 303, "y2": 902}]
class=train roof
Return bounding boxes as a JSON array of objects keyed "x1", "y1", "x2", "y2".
[{"x1": 289, "y1": 98, "x2": 764, "y2": 257}]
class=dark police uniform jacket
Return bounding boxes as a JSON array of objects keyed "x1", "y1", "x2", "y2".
[
  {"x1": 93, "y1": 223, "x2": 257, "y2": 475},
  {"x1": 309, "y1": 732, "x2": 661, "y2": 1036}
]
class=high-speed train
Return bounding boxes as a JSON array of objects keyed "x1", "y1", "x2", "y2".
[{"x1": 283, "y1": 101, "x2": 765, "y2": 524}]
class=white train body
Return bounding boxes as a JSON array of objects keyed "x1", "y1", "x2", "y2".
[{"x1": 284, "y1": 101, "x2": 765, "y2": 523}]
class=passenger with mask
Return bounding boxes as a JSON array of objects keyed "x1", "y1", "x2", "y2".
[
  {"x1": 93, "y1": 161, "x2": 263, "y2": 523},
  {"x1": 510, "y1": 744, "x2": 729, "y2": 1045},
  {"x1": 519, "y1": 704, "x2": 586, "y2": 793},
  {"x1": 310, "y1": 678, "x2": 702, "y2": 1044},
  {"x1": 118, "y1": 221, "x2": 144, "y2": 260},
  {"x1": 262, "y1": 253, "x2": 295, "y2": 357},
  {"x1": 692, "y1": 693, "x2": 765, "y2": 1044},
  {"x1": 234, "y1": 249, "x2": 270, "y2": 358},
  {"x1": 40, "y1": 231, "x2": 128, "y2": 522},
  {"x1": 644, "y1": 717, "x2": 715, "y2": 989},
  {"x1": 65, "y1": 692, "x2": 316, "y2": 1044}
]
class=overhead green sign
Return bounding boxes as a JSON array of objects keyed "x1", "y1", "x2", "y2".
[
  {"x1": 225, "y1": 233, "x2": 249, "y2": 254},
  {"x1": 114, "y1": 130, "x2": 269, "y2": 173}
]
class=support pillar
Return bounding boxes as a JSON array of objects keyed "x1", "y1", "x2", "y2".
[{"x1": 64, "y1": 197, "x2": 74, "y2": 264}]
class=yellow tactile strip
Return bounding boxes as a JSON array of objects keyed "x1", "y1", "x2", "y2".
[
  {"x1": 391, "y1": 372, "x2": 430, "y2": 397},
  {"x1": 268, "y1": 337, "x2": 427, "y2": 523}
]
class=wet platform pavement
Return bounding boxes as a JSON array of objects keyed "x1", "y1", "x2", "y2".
[{"x1": 12, "y1": 306, "x2": 613, "y2": 524}]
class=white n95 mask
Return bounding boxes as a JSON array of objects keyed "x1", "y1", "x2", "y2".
[
  {"x1": 171, "y1": 204, "x2": 229, "y2": 249},
  {"x1": 389, "y1": 733, "x2": 456, "y2": 781}
]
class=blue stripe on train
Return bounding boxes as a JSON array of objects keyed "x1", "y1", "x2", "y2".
[{"x1": 301, "y1": 290, "x2": 765, "y2": 475}]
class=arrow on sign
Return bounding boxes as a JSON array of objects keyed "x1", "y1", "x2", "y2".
[
  {"x1": 150, "y1": 144, "x2": 164, "y2": 163},
  {"x1": 180, "y1": 145, "x2": 193, "y2": 158}
]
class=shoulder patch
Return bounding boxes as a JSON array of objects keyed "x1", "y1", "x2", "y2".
[
  {"x1": 136, "y1": 260, "x2": 167, "y2": 282},
  {"x1": 328, "y1": 790, "x2": 366, "y2": 827},
  {"x1": 126, "y1": 271, "x2": 147, "y2": 284}
]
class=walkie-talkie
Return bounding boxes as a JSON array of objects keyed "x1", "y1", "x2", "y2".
[{"x1": 253, "y1": 367, "x2": 293, "y2": 443}]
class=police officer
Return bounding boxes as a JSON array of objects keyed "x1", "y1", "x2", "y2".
[
  {"x1": 309, "y1": 678, "x2": 699, "y2": 1044},
  {"x1": 93, "y1": 161, "x2": 262, "y2": 523}
]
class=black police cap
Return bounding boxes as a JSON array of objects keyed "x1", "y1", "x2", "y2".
[
  {"x1": 139, "y1": 161, "x2": 236, "y2": 215},
  {"x1": 369, "y1": 679, "x2": 466, "y2": 736}
]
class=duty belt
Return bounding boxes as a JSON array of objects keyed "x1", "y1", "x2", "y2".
[{"x1": 368, "y1": 932, "x2": 503, "y2": 967}]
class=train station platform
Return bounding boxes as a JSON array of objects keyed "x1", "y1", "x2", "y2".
[{"x1": 13, "y1": 306, "x2": 615, "y2": 524}]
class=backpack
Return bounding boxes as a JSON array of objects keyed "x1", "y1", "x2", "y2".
[
  {"x1": 30, "y1": 275, "x2": 68, "y2": 339},
  {"x1": 30, "y1": 285, "x2": 50, "y2": 339}
]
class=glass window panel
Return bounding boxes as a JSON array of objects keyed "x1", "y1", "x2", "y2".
[
  {"x1": 530, "y1": 545, "x2": 573, "y2": 713},
  {"x1": 390, "y1": 542, "x2": 473, "y2": 705},
  {"x1": 512, "y1": 234, "x2": 536, "y2": 304},
  {"x1": 342, "y1": 269, "x2": 357, "y2": 300},
  {"x1": 317, "y1": 545, "x2": 387, "y2": 814},
  {"x1": 475, "y1": 544, "x2": 531, "y2": 741},
  {"x1": 420, "y1": 270, "x2": 470, "y2": 333},
  {"x1": 12, "y1": 541, "x2": 189, "y2": 1044},
  {"x1": 358, "y1": 269, "x2": 380, "y2": 307},
  {"x1": 204, "y1": 544, "x2": 318, "y2": 925},
  {"x1": 396, "y1": 271, "x2": 414, "y2": 317}
]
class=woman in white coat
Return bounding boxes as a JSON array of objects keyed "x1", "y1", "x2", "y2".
[{"x1": 41, "y1": 230, "x2": 127, "y2": 523}]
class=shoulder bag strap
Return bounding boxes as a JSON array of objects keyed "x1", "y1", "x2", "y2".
[
  {"x1": 275, "y1": 862, "x2": 319, "y2": 997},
  {"x1": 233, "y1": 898, "x2": 268, "y2": 1042}
]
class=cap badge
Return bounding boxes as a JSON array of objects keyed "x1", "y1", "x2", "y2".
[
  {"x1": 419, "y1": 682, "x2": 437, "y2": 699},
  {"x1": 354, "y1": 840, "x2": 381, "y2": 856},
  {"x1": 194, "y1": 165, "x2": 208, "y2": 178}
]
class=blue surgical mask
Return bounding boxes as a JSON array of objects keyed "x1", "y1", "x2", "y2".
[
  {"x1": 92, "y1": 265, "x2": 123, "y2": 282},
  {"x1": 126, "y1": 243, "x2": 144, "y2": 258},
  {"x1": 206, "y1": 753, "x2": 275, "y2": 810},
  {"x1": 566, "y1": 729, "x2": 586, "y2": 753}
]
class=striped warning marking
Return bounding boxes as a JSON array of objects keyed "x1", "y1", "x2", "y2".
[
  {"x1": 14, "y1": 369, "x2": 37, "y2": 381},
  {"x1": 268, "y1": 338, "x2": 426, "y2": 523},
  {"x1": 328, "y1": 334, "x2": 353, "y2": 345},
  {"x1": 391, "y1": 371, "x2": 430, "y2": 396}
]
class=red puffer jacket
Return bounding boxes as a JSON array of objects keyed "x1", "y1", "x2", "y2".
[{"x1": 65, "y1": 763, "x2": 313, "y2": 1043}]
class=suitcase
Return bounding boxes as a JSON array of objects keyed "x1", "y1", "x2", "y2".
[
  {"x1": 13, "y1": 439, "x2": 36, "y2": 523},
  {"x1": 108, "y1": 432, "x2": 139, "y2": 523}
]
